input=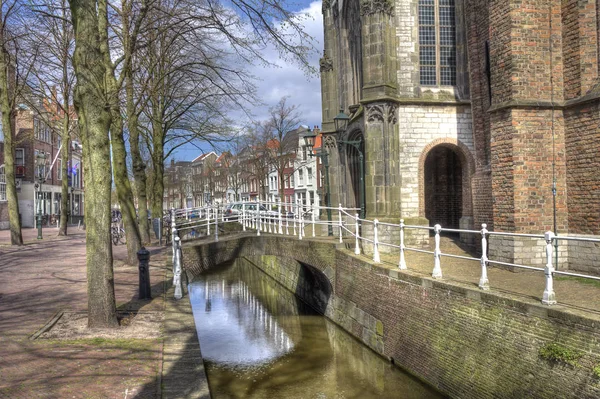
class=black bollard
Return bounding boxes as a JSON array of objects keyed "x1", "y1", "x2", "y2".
[{"x1": 137, "y1": 247, "x2": 152, "y2": 299}]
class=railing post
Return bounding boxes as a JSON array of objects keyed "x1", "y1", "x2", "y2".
[
  {"x1": 299, "y1": 212, "x2": 303, "y2": 240},
  {"x1": 355, "y1": 213, "x2": 360, "y2": 255},
  {"x1": 286, "y1": 211, "x2": 289, "y2": 235},
  {"x1": 373, "y1": 219, "x2": 381, "y2": 263},
  {"x1": 432, "y1": 224, "x2": 442, "y2": 279},
  {"x1": 293, "y1": 210, "x2": 297, "y2": 236},
  {"x1": 478, "y1": 224, "x2": 489, "y2": 290},
  {"x1": 256, "y1": 207, "x2": 261, "y2": 236},
  {"x1": 542, "y1": 231, "x2": 557, "y2": 305},
  {"x1": 312, "y1": 206, "x2": 316, "y2": 237},
  {"x1": 174, "y1": 236, "x2": 182, "y2": 300},
  {"x1": 279, "y1": 200, "x2": 283, "y2": 234},
  {"x1": 338, "y1": 204, "x2": 344, "y2": 244},
  {"x1": 206, "y1": 207, "x2": 210, "y2": 236},
  {"x1": 171, "y1": 227, "x2": 178, "y2": 280},
  {"x1": 214, "y1": 207, "x2": 219, "y2": 242},
  {"x1": 399, "y1": 219, "x2": 407, "y2": 270},
  {"x1": 242, "y1": 204, "x2": 246, "y2": 231}
]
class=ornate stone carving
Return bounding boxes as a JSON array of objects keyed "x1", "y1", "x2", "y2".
[
  {"x1": 320, "y1": 53, "x2": 333, "y2": 73},
  {"x1": 366, "y1": 104, "x2": 385, "y2": 123},
  {"x1": 385, "y1": 103, "x2": 398, "y2": 124},
  {"x1": 366, "y1": 102, "x2": 398, "y2": 124},
  {"x1": 322, "y1": 0, "x2": 331, "y2": 13},
  {"x1": 360, "y1": 0, "x2": 393, "y2": 16},
  {"x1": 324, "y1": 134, "x2": 337, "y2": 149}
]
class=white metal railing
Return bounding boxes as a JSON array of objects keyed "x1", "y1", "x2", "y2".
[{"x1": 169, "y1": 201, "x2": 600, "y2": 306}]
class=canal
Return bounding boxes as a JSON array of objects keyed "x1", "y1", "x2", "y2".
[{"x1": 189, "y1": 260, "x2": 443, "y2": 398}]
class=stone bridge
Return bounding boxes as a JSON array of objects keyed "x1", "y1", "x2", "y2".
[{"x1": 182, "y1": 234, "x2": 600, "y2": 399}]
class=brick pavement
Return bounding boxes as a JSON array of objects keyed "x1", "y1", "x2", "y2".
[
  {"x1": 1, "y1": 226, "x2": 599, "y2": 398},
  {"x1": 0, "y1": 227, "x2": 210, "y2": 399}
]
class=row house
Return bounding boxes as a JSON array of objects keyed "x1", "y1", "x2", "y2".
[
  {"x1": 0, "y1": 102, "x2": 83, "y2": 229},
  {"x1": 163, "y1": 127, "x2": 325, "y2": 217}
]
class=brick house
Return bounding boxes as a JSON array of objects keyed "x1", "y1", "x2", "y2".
[
  {"x1": 0, "y1": 103, "x2": 83, "y2": 229},
  {"x1": 321, "y1": 0, "x2": 600, "y2": 271}
]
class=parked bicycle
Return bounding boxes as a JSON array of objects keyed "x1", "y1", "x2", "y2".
[{"x1": 111, "y1": 210, "x2": 126, "y2": 245}]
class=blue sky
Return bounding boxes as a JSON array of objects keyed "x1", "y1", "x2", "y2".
[{"x1": 171, "y1": 1, "x2": 324, "y2": 162}]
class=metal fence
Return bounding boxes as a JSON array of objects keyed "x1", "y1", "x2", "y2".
[{"x1": 169, "y1": 201, "x2": 600, "y2": 305}]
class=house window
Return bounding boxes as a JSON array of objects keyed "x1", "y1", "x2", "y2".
[
  {"x1": 298, "y1": 169, "x2": 304, "y2": 185},
  {"x1": 419, "y1": 0, "x2": 456, "y2": 86},
  {"x1": 307, "y1": 168, "x2": 313, "y2": 184},
  {"x1": 34, "y1": 150, "x2": 48, "y2": 179},
  {"x1": 34, "y1": 118, "x2": 51, "y2": 143},
  {"x1": 291, "y1": 175, "x2": 295, "y2": 188},
  {"x1": 15, "y1": 149, "x2": 24, "y2": 166},
  {"x1": 0, "y1": 165, "x2": 6, "y2": 201},
  {"x1": 57, "y1": 159, "x2": 62, "y2": 180}
]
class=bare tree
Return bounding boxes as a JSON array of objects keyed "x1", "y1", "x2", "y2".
[
  {"x1": 65, "y1": 0, "x2": 315, "y2": 327},
  {"x1": 69, "y1": 0, "x2": 118, "y2": 328},
  {"x1": 28, "y1": 0, "x2": 76, "y2": 237},
  {"x1": 263, "y1": 97, "x2": 300, "y2": 200},
  {"x1": 0, "y1": 1, "x2": 38, "y2": 245}
]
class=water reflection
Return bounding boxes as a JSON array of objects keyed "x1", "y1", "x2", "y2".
[{"x1": 189, "y1": 260, "x2": 443, "y2": 399}]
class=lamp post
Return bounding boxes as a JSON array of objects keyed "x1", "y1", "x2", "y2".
[
  {"x1": 35, "y1": 153, "x2": 47, "y2": 240},
  {"x1": 70, "y1": 186, "x2": 75, "y2": 225},
  {"x1": 301, "y1": 128, "x2": 333, "y2": 236},
  {"x1": 332, "y1": 109, "x2": 365, "y2": 219}
]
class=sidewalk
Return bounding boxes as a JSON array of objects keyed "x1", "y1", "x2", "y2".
[
  {"x1": 1, "y1": 227, "x2": 599, "y2": 398},
  {"x1": 0, "y1": 228, "x2": 168, "y2": 398}
]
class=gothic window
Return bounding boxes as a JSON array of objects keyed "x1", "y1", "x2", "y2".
[{"x1": 419, "y1": 0, "x2": 456, "y2": 86}]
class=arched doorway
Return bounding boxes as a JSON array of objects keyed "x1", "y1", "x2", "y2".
[
  {"x1": 424, "y1": 145, "x2": 463, "y2": 228},
  {"x1": 345, "y1": 130, "x2": 365, "y2": 216}
]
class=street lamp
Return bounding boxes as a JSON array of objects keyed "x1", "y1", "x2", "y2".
[
  {"x1": 70, "y1": 186, "x2": 75, "y2": 225},
  {"x1": 333, "y1": 109, "x2": 365, "y2": 219},
  {"x1": 35, "y1": 153, "x2": 47, "y2": 239},
  {"x1": 301, "y1": 128, "x2": 333, "y2": 236}
]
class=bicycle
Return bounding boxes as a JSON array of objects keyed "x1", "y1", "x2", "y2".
[{"x1": 111, "y1": 220, "x2": 126, "y2": 245}]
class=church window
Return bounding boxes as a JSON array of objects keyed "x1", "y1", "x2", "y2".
[{"x1": 419, "y1": 0, "x2": 456, "y2": 86}]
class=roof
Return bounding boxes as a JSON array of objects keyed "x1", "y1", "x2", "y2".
[{"x1": 192, "y1": 151, "x2": 217, "y2": 163}]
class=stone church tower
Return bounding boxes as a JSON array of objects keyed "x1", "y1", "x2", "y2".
[{"x1": 321, "y1": 0, "x2": 600, "y2": 271}]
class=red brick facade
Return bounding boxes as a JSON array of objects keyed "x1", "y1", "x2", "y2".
[{"x1": 465, "y1": 0, "x2": 600, "y2": 267}]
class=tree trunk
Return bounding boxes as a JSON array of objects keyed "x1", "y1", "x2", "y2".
[
  {"x1": 58, "y1": 115, "x2": 70, "y2": 236},
  {"x1": 125, "y1": 59, "x2": 150, "y2": 245},
  {"x1": 110, "y1": 115, "x2": 142, "y2": 264},
  {"x1": 98, "y1": 0, "x2": 141, "y2": 265},
  {"x1": 69, "y1": 0, "x2": 118, "y2": 328},
  {"x1": 0, "y1": 49, "x2": 22, "y2": 245},
  {"x1": 59, "y1": 8, "x2": 72, "y2": 237}
]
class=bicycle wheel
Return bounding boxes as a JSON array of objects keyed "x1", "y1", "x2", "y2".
[
  {"x1": 119, "y1": 229, "x2": 126, "y2": 244},
  {"x1": 111, "y1": 227, "x2": 119, "y2": 245}
]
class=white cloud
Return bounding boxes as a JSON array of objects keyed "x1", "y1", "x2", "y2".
[
  {"x1": 174, "y1": 1, "x2": 324, "y2": 161},
  {"x1": 239, "y1": 1, "x2": 323, "y2": 127}
]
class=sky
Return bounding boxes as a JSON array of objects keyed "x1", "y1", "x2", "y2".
[{"x1": 172, "y1": 0, "x2": 324, "y2": 162}]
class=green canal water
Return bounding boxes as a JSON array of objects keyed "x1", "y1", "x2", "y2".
[{"x1": 189, "y1": 261, "x2": 443, "y2": 399}]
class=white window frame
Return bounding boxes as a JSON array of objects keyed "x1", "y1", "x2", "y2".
[
  {"x1": 15, "y1": 148, "x2": 24, "y2": 166},
  {"x1": 0, "y1": 164, "x2": 6, "y2": 201}
]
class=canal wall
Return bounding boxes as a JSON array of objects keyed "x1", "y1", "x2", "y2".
[{"x1": 182, "y1": 236, "x2": 600, "y2": 399}]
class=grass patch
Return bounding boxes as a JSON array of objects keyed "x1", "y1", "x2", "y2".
[
  {"x1": 539, "y1": 342, "x2": 583, "y2": 366},
  {"x1": 593, "y1": 365, "x2": 600, "y2": 379},
  {"x1": 555, "y1": 275, "x2": 600, "y2": 288}
]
